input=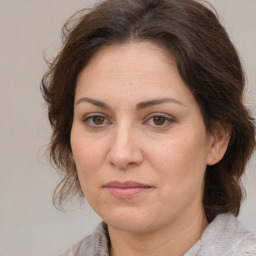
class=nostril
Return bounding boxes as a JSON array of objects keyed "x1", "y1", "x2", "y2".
[
  {"x1": 127, "y1": 161, "x2": 136, "y2": 166},
  {"x1": 107, "y1": 150, "x2": 143, "y2": 170},
  {"x1": 106, "y1": 132, "x2": 144, "y2": 169}
]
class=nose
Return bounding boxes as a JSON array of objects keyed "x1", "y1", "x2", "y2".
[{"x1": 107, "y1": 124, "x2": 144, "y2": 170}]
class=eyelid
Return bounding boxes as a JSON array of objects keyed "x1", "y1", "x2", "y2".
[
  {"x1": 144, "y1": 113, "x2": 175, "y2": 127},
  {"x1": 82, "y1": 113, "x2": 112, "y2": 128},
  {"x1": 80, "y1": 112, "x2": 175, "y2": 129}
]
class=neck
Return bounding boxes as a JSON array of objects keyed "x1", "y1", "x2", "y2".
[{"x1": 108, "y1": 210, "x2": 208, "y2": 256}]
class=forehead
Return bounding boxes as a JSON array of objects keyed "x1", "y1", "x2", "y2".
[
  {"x1": 75, "y1": 41, "x2": 195, "y2": 106},
  {"x1": 84, "y1": 41, "x2": 175, "y2": 72}
]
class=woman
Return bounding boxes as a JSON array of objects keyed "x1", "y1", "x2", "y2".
[{"x1": 41, "y1": 0, "x2": 256, "y2": 255}]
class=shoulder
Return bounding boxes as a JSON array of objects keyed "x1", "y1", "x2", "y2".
[
  {"x1": 56, "y1": 222, "x2": 110, "y2": 256},
  {"x1": 56, "y1": 236, "x2": 91, "y2": 256},
  {"x1": 216, "y1": 213, "x2": 256, "y2": 255},
  {"x1": 202, "y1": 213, "x2": 256, "y2": 255},
  {"x1": 233, "y1": 232, "x2": 256, "y2": 255},
  {"x1": 186, "y1": 213, "x2": 256, "y2": 256}
]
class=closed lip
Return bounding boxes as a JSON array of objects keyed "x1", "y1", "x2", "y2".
[
  {"x1": 103, "y1": 180, "x2": 152, "y2": 199},
  {"x1": 103, "y1": 181, "x2": 152, "y2": 188}
]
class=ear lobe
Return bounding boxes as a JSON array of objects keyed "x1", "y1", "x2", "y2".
[{"x1": 207, "y1": 124, "x2": 231, "y2": 166}]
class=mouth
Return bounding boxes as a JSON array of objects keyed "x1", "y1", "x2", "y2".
[{"x1": 103, "y1": 181, "x2": 152, "y2": 199}]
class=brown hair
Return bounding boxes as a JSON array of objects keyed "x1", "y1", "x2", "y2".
[{"x1": 41, "y1": 0, "x2": 255, "y2": 221}]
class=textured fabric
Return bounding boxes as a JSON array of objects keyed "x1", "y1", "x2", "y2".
[
  {"x1": 57, "y1": 213, "x2": 256, "y2": 256},
  {"x1": 57, "y1": 222, "x2": 109, "y2": 256},
  {"x1": 185, "y1": 214, "x2": 256, "y2": 256}
]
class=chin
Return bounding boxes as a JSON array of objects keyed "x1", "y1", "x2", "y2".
[
  {"x1": 99, "y1": 207, "x2": 163, "y2": 233},
  {"x1": 107, "y1": 218, "x2": 152, "y2": 233}
]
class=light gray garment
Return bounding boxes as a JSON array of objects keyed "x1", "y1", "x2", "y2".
[{"x1": 57, "y1": 213, "x2": 256, "y2": 256}]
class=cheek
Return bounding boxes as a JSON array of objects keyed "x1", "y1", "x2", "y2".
[
  {"x1": 70, "y1": 127, "x2": 106, "y2": 188},
  {"x1": 150, "y1": 138, "x2": 208, "y2": 211},
  {"x1": 72, "y1": 143, "x2": 104, "y2": 203},
  {"x1": 146, "y1": 133, "x2": 209, "y2": 189}
]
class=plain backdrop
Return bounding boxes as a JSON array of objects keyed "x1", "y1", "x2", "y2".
[{"x1": 0, "y1": 1, "x2": 255, "y2": 256}]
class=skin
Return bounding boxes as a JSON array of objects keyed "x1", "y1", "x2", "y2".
[{"x1": 71, "y1": 41, "x2": 230, "y2": 256}]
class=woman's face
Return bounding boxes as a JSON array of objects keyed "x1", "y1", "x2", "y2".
[{"x1": 71, "y1": 42, "x2": 218, "y2": 233}]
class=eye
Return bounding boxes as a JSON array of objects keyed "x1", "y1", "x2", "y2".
[
  {"x1": 152, "y1": 116, "x2": 167, "y2": 126},
  {"x1": 83, "y1": 114, "x2": 110, "y2": 127},
  {"x1": 145, "y1": 115, "x2": 174, "y2": 127}
]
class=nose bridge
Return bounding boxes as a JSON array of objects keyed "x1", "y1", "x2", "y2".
[
  {"x1": 115, "y1": 121, "x2": 133, "y2": 148},
  {"x1": 107, "y1": 120, "x2": 143, "y2": 169}
]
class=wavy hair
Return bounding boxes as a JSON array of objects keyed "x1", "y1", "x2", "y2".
[{"x1": 41, "y1": 0, "x2": 255, "y2": 221}]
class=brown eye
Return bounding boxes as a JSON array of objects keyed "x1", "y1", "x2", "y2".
[
  {"x1": 145, "y1": 115, "x2": 174, "y2": 128},
  {"x1": 92, "y1": 116, "x2": 105, "y2": 125},
  {"x1": 83, "y1": 115, "x2": 109, "y2": 128},
  {"x1": 153, "y1": 116, "x2": 166, "y2": 125}
]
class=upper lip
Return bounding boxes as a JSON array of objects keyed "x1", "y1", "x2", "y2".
[{"x1": 103, "y1": 181, "x2": 151, "y2": 188}]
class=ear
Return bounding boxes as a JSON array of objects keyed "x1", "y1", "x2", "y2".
[{"x1": 206, "y1": 123, "x2": 231, "y2": 166}]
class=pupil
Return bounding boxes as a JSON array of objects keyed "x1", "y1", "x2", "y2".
[
  {"x1": 93, "y1": 116, "x2": 104, "y2": 125},
  {"x1": 154, "y1": 116, "x2": 165, "y2": 125}
]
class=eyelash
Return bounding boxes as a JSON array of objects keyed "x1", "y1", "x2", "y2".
[
  {"x1": 144, "y1": 114, "x2": 174, "y2": 128},
  {"x1": 82, "y1": 114, "x2": 111, "y2": 128},
  {"x1": 82, "y1": 113, "x2": 174, "y2": 129}
]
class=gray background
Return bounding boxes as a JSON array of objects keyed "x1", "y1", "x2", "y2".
[{"x1": 0, "y1": 1, "x2": 255, "y2": 255}]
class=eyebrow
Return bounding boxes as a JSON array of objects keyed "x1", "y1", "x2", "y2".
[
  {"x1": 75, "y1": 97, "x2": 185, "y2": 110},
  {"x1": 76, "y1": 97, "x2": 111, "y2": 109},
  {"x1": 136, "y1": 98, "x2": 185, "y2": 110}
]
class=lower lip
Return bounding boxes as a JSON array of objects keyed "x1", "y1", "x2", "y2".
[{"x1": 105, "y1": 187, "x2": 151, "y2": 199}]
